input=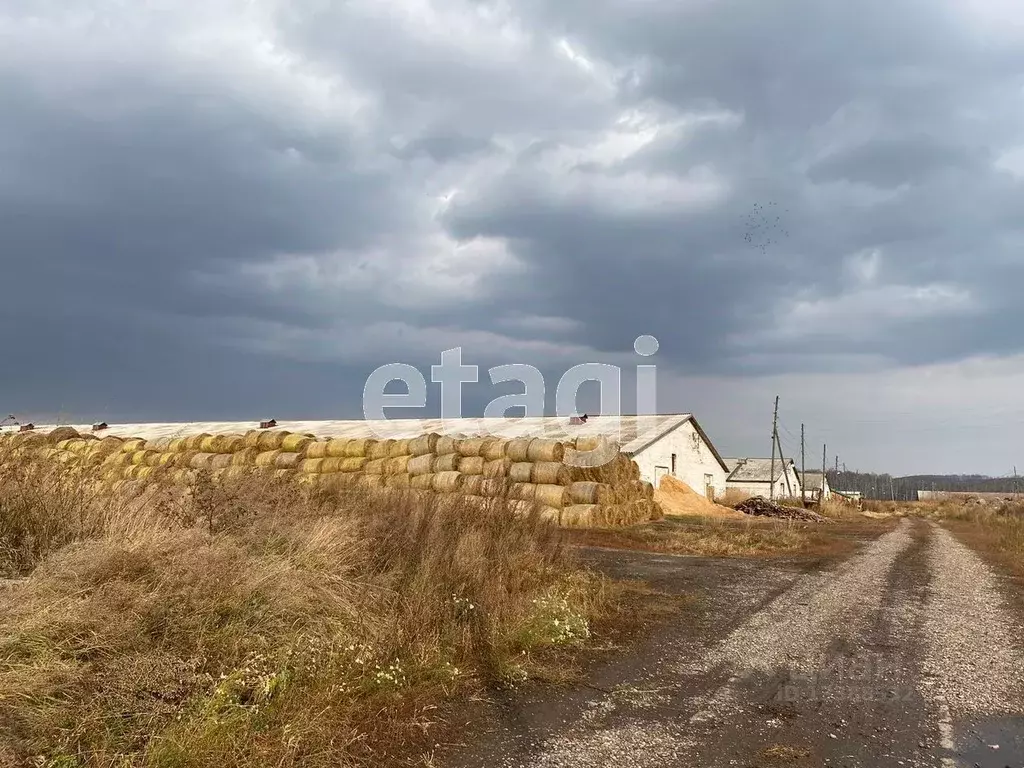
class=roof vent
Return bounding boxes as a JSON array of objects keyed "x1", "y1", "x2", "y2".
[{"x1": 259, "y1": 418, "x2": 277, "y2": 430}]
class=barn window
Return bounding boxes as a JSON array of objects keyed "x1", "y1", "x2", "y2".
[{"x1": 671, "y1": 453, "x2": 677, "y2": 474}]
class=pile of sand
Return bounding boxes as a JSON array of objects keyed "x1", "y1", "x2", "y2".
[{"x1": 655, "y1": 475, "x2": 747, "y2": 518}]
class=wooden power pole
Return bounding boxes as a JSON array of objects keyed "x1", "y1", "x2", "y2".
[
  {"x1": 801, "y1": 424, "x2": 806, "y2": 507},
  {"x1": 822, "y1": 444, "x2": 827, "y2": 502},
  {"x1": 769, "y1": 396, "x2": 779, "y2": 501}
]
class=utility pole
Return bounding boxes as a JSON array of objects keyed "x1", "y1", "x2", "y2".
[
  {"x1": 801, "y1": 424, "x2": 806, "y2": 507},
  {"x1": 769, "y1": 396, "x2": 779, "y2": 501},
  {"x1": 1015, "y1": 466, "x2": 1019, "y2": 500},
  {"x1": 822, "y1": 443, "x2": 827, "y2": 502},
  {"x1": 776, "y1": 430, "x2": 794, "y2": 498}
]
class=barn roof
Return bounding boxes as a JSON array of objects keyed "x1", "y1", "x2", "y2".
[
  {"x1": 0, "y1": 413, "x2": 706, "y2": 456},
  {"x1": 724, "y1": 457, "x2": 795, "y2": 483}
]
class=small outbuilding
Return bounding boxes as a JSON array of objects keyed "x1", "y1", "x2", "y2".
[
  {"x1": 724, "y1": 457, "x2": 803, "y2": 501},
  {"x1": 800, "y1": 470, "x2": 832, "y2": 503}
]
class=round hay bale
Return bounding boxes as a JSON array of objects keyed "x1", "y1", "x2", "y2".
[
  {"x1": 275, "y1": 452, "x2": 301, "y2": 469},
  {"x1": 435, "y1": 436, "x2": 459, "y2": 455},
  {"x1": 130, "y1": 451, "x2": 152, "y2": 466},
  {"x1": 167, "y1": 437, "x2": 187, "y2": 453},
  {"x1": 324, "y1": 439, "x2": 350, "y2": 458},
  {"x1": 47, "y1": 426, "x2": 81, "y2": 444},
  {"x1": 299, "y1": 458, "x2": 324, "y2": 474},
  {"x1": 222, "y1": 466, "x2": 249, "y2": 480},
  {"x1": 121, "y1": 438, "x2": 146, "y2": 453},
  {"x1": 386, "y1": 456, "x2": 410, "y2": 474},
  {"x1": 509, "y1": 462, "x2": 533, "y2": 483},
  {"x1": 174, "y1": 451, "x2": 199, "y2": 468},
  {"x1": 243, "y1": 430, "x2": 263, "y2": 448},
  {"x1": 230, "y1": 448, "x2": 260, "y2": 466},
  {"x1": 506, "y1": 438, "x2": 533, "y2": 462},
  {"x1": 104, "y1": 452, "x2": 131, "y2": 468},
  {"x1": 190, "y1": 453, "x2": 217, "y2": 470},
  {"x1": 462, "y1": 475, "x2": 484, "y2": 495},
  {"x1": 305, "y1": 441, "x2": 330, "y2": 459},
  {"x1": 257, "y1": 431, "x2": 288, "y2": 451},
  {"x1": 560, "y1": 504, "x2": 598, "y2": 528},
  {"x1": 210, "y1": 454, "x2": 234, "y2": 470},
  {"x1": 281, "y1": 434, "x2": 312, "y2": 453},
  {"x1": 358, "y1": 474, "x2": 385, "y2": 489},
  {"x1": 198, "y1": 435, "x2": 223, "y2": 453},
  {"x1": 574, "y1": 436, "x2": 606, "y2": 452},
  {"x1": 482, "y1": 439, "x2": 509, "y2": 462},
  {"x1": 410, "y1": 473, "x2": 435, "y2": 490},
  {"x1": 510, "y1": 482, "x2": 536, "y2": 501},
  {"x1": 183, "y1": 434, "x2": 211, "y2": 451},
  {"x1": 255, "y1": 450, "x2": 281, "y2": 468},
  {"x1": 339, "y1": 457, "x2": 369, "y2": 473},
  {"x1": 345, "y1": 439, "x2": 374, "y2": 458},
  {"x1": 533, "y1": 484, "x2": 567, "y2": 508},
  {"x1": 409, "y1": 433, "x2": 439, "y2": 456},
  {"x1": 144, "y1": 452, "x2": 165, "y2": 468},
  {"x1": 367, "y1": 439, "x2": 394, "y2": 460},
  {"x1": 388, "y1": 439, "x2": 412, "y2": 458},
  {"x1": 458, "y1": 456, "x2": 485, "y2": 475},
  {"x1": 484, "y1": 458, "x2": 512, "y2": 478},
  {"x1": 432, "y1": 454, "x2": 459, "y2": 472},
  {"x1": 123, "y1": 465, "x2": 144, "y2": 480},
  {"x1": 318, "y1": 457, "x2": 343, "y2": 473},
  {"x1": 157, "y1": 453, "x2": 176, "y2": 467},
  {"x1": 531, "y1": 462, "x2": 571, "y2": 486},
  {"x1": 384, "y1": 473, "x2": 411, "y2": 489},
  {"x1": 364, "y1": 458, "x2": 387, "y2": 475},
  {"x1": 407, "y1": 454, "x2": 434, "y2": 476},
  {"x1": 480, "y1": 478, "x2": 508, "y2": 498},
  {"x1": 432, "y1": 471, "x2": 463, "y2": 492},
  {"x1": 527, "y1": 439, "x2": 565, "y2": 463},
  {"x1": 568, "y1": 481, "x2": 615, "y2": 505},
  {"x1": 56, "y1": 438, "x2": 87, "y2": 453},
  {"x1": 457, "y1": 437, "x2": 487, "y2": 457}
]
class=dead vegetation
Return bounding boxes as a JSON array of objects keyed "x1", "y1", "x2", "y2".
[{"x1": 0, "y1": 447, "x2": 621, "y2": 768}]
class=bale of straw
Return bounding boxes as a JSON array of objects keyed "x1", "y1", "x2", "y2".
[
  {"x1": 210, "y1": 454, "x2": 234, "y2": 470},
  {"x1": 305, "y1": 441, "x2": 329, "y2": 459},
  {"x1": 344, "y1": 439, "x2": 374, "y2": 458},
  {"x1": 568, "y1": 481, "x2": 615, "y2": 505},
  {"x1": 367, "y1": 439, "x2": 394, "y2": 460},
  {"x1": 508, "y1": 463, "x2": 533, "y2": 483},
  {"x1": 243, "y1": 430, "x2": 263, "y2": 448},
  {"x1": 409, "y1": 473, "x2": 435, "y2": 490},
  {"x1": 257, "y1": 431, "x2": 289, "y2": 451},
  {"x1": 409, "y1": 433, "x2": 439, "y2": 456},
  {"x1": 432, "y1": 454, "x2": 459, "y2": 472},
  {"x1": 506, "y1": 438, "x2": 532, "y2": 462},
  {"x1": 184, "y1": 434, "x2": 211, "y2": 451},
  {"x1": 560, "y1": 505, "x2": 598, "y2": 528},
  {"x1": 231, "y1": 448, "x2": 260, "y2": 466},
  {"x1": 275, "y1": 452, "x2": 302, "y2": 469},
  {"x1": 457, "y1": 438, "x2": 487, "y2": 457},
  {"x1": 144, "y1": 452, "x2": 165, "y2": 468},
  {"x1": 531, "y1": 462, "x2": 571, "y2": 486},
  {"x1": 388, "y1": 439, "x2": 412, "y2": 458},
  {"x1": 281, "y1": 434, "x2": 312, "y2": 453},
  {"x1": 190, "y1": 453, "x2": 217, "y2": 470},
  {"x1": 167, "y1": 437, "x2": 187, "y2": 453},
  {"x1": 157, "y1": 453, "x2": 177, "y2": 467},
  {"x1": 458, "y1": 456, "x2": 486, "y2": 475},
  {"x1": 435, "y1": 436, "x2": 459, "y2": 455},
  {"x1": 255, "y1": 450, "x2": 281, "y2": 468},
  {"x1": 56, "y1": 439, "x2": 85, "y2": 452},
  {"x1": 104, "y1": 452, "x2": 132, "y2": 468},
  {"x1": 121, "y1": 439, "x2": 146, "y2": 453},
  {"x1": 386, "y1": 456, "x2": 410, "y2": 474},
  {"x1": 533, "y1": 484, "x2": 568, "y2": 508},
  {"x1": 482, "y1": 439, "x2": 510, "y2": 461},
  {"x1": 384, "y1": 473, "x2": 411, "y2": 489},
  {"x1": 130, "y1": 451, "x2": 153, "y2": 467},
  {"x1": 574, "y1": 436, "x2": 606, "y2": 452},
  {"x1": 199, "y1": 435, "x2": 223, "y2": 453},
  {"x1": 480, "y1": 478, "x2": 509, "y2": 498},
  {"x1": 223, "y1": 466, "x2": 249, "y2": 480},
  {"x1": 299, "y1": 458, "x2": 324, "y2": 474},
  {"x1": 510, "y1": 483, "x2": 536, "y2": 501},
  {"x1": 527, "y1": 439, "x2": 565, "y2": 463},
  {"x1": 220, "y1": 436, "x2": 244, "y2": 453},
  {"x1": 432, "y1": 471, "x2": 463, "y2": 492},
  {"x1": 484, "y1": 458, "x2": 512, "y2": 478},
  {"x1": 364, "y1": 458, "x2": 386, "y2": 475},
  {"x1": 47, "y1": 427, "x2": 81, "y2": 444},
  {"x1": 358, "y1": 474, "x2": 385, "y2": 489},
  {"x1": 407, "y1": 454, "x2": 434, "y2": 475},
  {"x1": 462, "y1": 475, "x2": 484, "y2": 495},
  {"x1": 338, "y1": 457, "x2": 368, "y2": 473}
]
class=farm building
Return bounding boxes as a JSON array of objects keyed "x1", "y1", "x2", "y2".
[
  {"x1": 801, "y1": 470, "x2": 832, "y2": 503},
  {"x1": 0, "y1": 413, "x2": 731, "y2": 499},
  {"x1": 724, "y1": 457, "x2": 802, "y2": 500}
]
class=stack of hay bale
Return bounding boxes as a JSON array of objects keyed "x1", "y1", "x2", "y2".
[{"x1": 0, "y1": 427, "x2": 660, "y2": 527}]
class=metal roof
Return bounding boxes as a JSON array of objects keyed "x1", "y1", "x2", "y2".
[
  {"x1": 724, "y1": 457, "x2": 795, "y2": 483},
  {"x1": 0, "y1": 414, "x2": 695, "y2": 455}
]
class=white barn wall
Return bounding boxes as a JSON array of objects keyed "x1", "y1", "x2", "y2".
[
  {"x1": 631, "y1": 419, "x2": 728, "y2": 498},
  {"x1": 727, "y1": 478, "x2": 798, "y2": 500}
]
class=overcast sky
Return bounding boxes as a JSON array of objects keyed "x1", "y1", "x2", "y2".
[{"x1": 3, "y1": 0, "x2": 1024, "y2": 475}]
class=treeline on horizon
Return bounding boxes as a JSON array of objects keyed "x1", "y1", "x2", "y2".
[{"x1": 826, "y1": 470, "x2": 1024, "y2": 501}]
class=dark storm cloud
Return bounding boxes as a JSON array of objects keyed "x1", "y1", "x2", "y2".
[{"x1": 3, "y1": 0, "x2": 1024, "y2": 451}]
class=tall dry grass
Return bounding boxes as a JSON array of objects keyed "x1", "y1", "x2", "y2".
[{"x1": 0, "y1": 449, "x2": 609, "y2": 768}]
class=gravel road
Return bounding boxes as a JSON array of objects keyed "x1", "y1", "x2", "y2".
[{"x1": 445, "y1": 518, "x2": 1024, "y2": 768}]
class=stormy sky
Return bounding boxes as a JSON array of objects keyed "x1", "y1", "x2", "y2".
[{"x1": 2, "y1": 0, "x2": 1024, "y2": 475}]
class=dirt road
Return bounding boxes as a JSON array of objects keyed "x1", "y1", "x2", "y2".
[{"x1": 446, "y1": 519, "x2": 1024, "y2": 768}]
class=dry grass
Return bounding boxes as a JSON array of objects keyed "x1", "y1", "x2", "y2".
[
  {"x1": 0, "y1": 450, "x2": 618, "y2": 768},
  {"x1": 921, "y1": 500, "x2": 1024, "y2": 567},
  {"x1": 569, "y1": 514, "x2": 822, "y2": 557}
]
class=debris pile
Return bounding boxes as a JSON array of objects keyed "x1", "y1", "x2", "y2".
[{"x1": 735, "y1": 496, "x2": 832, "y2": 523}]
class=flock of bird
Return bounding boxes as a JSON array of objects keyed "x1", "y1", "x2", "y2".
[{"x1": 743, "y1": 200, "x2": 790, "y2": 254}]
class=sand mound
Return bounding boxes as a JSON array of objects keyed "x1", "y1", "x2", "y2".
[{"x1": 656, "y1": 475, "x2": 746, "y2": 518}]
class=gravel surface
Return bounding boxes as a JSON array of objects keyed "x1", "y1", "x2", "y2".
[{"x1": 449, "y1": 519, "x2": 1024, "y2": 768}]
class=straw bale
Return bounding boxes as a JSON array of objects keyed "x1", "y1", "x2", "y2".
[
  {"x1": 432, "y1": 454, "x2": 459, "y2": 472},
  {"x1": 527, "y1": 439, "x2": 565, "y2": 463},
  {"x1": 243, "y1": 430, "x2": 263, "y2": 449},
  {"x1": 409, "y1": 433, "x2": 439, "y2": 456},
  {"x1": 47, "y1": 427, "x2": 81, "y2": 444},
  {"x1": 121, "y1": 439, "x2": 146, "y2": 453},
  {"x1": 231, "y1": 448, "x2": 260, "y2": 466},
  {"x1": 568, "y1": 481, "x2": 615, "y2": 505},
  {"x1": 368, "y1": 439, "x2": 395, "y2": 460},
  {"x1": 509, "y1": 463, "x2": 533, "y2": 483},
  {"x1": 305, "y1": 441, "x2": 329, "y2": 459},
  {"x1": 435, "y1": 436, "x2": 459, "y2": 455},
  {"x1": 510, "y1": 483, "x2": 536, "y2": 501},
  {"x1": 257, "y1": 431, "x2": 288, "y2": 451},
  {"x1": 190, "y1": 453, "x2": 217, "y2": 470},
  {"x1": 461, "y1": 475, "x2": 484, "y2": 495},
  {"x1": 458, "y1": 456, "x2": 485, "y2": 475},
  {"x1": 358, "y1": 474, "x2": 385, "y2": 489},
  {"x1": 168, "y1": 438, "x2": 188, "y2": 453},
  {"x1": 388, "y1": 439, "x2": 412, "y2": 458},
  {"x1": 344, "y1": 439, "x2": 374, "y2": 458},
  {"x1": 531, "y1": 462, "x2": 571, "y2": 486},
  {"x1": 407, "y1": 454, "x2": 434, "y2": 475},
  {"x1": 457, "y1": 437, "x2": 487, "y2": 457},
  {"x1": 484, "y1": 458, "x2": 512, "y2": 478},
  {"x1": 386, "y1": 456, "x2": 410, "y2": 474},
  {"x1": 281, "y1": 434, "x2": 312, "y2": 453},
  {"x1": 210, "y1": 454, "x2": 234, "y2": 470},
  {"x1": 299, "y1": 458, "x2": 324, "y2": 474},
  {"x1": 432, "y1": 471, "x2": 463, "y2": 492},
  {"x1": 384, "y1": 473, "x2": 411, "y2": 489},
  {"x1": 255, "y1": 450, "x2": 281, "y2": 468},
  {"x1": 364, "y1": 458, "x2": 386, "y2": 475},
  {"x1": 533, "y1": 484, "x2": 568, "y2": 508},
  {"x1": 275, "y1": 452, "x2": 302, "y2": 469},
  {"x1": 506, "y1": 438, "x2": 532, "y2": 462},
  {"x1": 184, "y1": 434, "x2": 210, "y2": 451},
  {"x1": 482, "y1": 439, "x2": 510, "y2": 461},
  {"x1": 410, "y1": 473, "x2": 435, "y2": 490}
]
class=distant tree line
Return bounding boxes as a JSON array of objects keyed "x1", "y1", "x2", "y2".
[{"x1": 827, "y1": 470, "x2": 1023, "y2": 501}]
